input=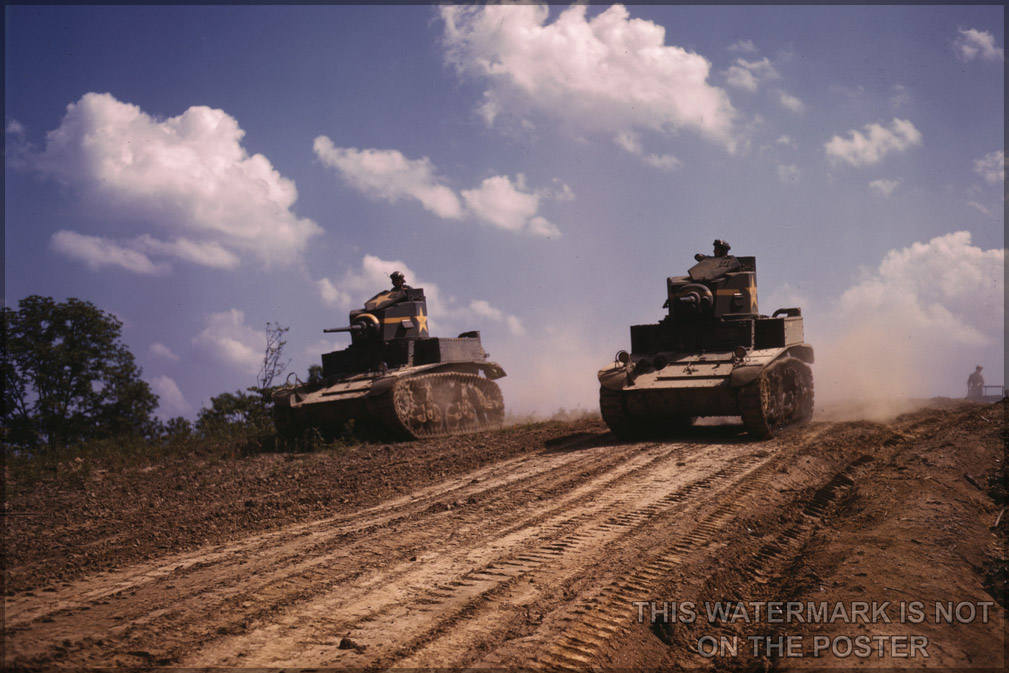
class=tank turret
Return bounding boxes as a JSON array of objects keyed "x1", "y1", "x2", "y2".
[{"x1": 598, "y1": 241, "x2": 814, "y2": 439}]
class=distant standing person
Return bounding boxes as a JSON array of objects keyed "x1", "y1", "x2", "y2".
[{"x1": 967, "y1": 365, "x2": 985, "y2": 400}]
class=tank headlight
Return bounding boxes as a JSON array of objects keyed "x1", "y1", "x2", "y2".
[
  {"x1": 733, "y1": 346, "x2": 748, "y2": 359},
  {"x1": 653, "y1": 354, "x2": 668, "y2": 370},
  {"x1": 616, "y1": 350, "x2": 630, "y2": 364}
]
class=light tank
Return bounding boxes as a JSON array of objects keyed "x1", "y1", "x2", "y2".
[
  {"x1": 597, "y1": 241, "x2": 814, "y2": 439},
  {"x1": 274, "y1": 283, "x2": 506, "y2": 440}
]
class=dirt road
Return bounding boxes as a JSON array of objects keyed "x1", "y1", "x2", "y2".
[{"x1": 5, "y1": 402, "x2": 1005, "y2": 669}]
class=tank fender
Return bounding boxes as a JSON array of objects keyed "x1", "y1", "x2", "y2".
[
  {"x1": 787, "y1": 344, "x2": 815, "y2": 364},
  {"x1": 367, "y1": 375, "x2": 399, "y2": 397},
  {"x1": 477, "y1": 362, "x2": 507, "y2": 380},
  {"x1": 729, "y1": 365, "x2": 765, "y2": 388},
  {"x1": 365, "y1": 361, "x2": 507, "y2": 399},
  {"x1": 598, "y1": 364, "x2": 629, "y2": 391},
  {"x1": 729, "y1": 344, "x2": 815, "y2": 388},
  {"x1": 445, "y1": 361, "x2": 506, "y2": 380}
]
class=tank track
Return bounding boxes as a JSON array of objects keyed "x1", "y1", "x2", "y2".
[
  {"x1": 738, "y1": 357, "x2": 814, "y2": 439},
  {"x1": 599, "y1": 387, "x2": 633, "y2": 439},
  {"x1": 368, "y1": 372, "x2": 505, "y2": 440},
  {"x1": 599, "y1": 387, "x2": 694, "y2": 440}
]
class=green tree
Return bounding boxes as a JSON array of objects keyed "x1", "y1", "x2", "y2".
[
  {"x1": 159, "y1": 416, "x2": 194, "y2": 442},
  {"x1": 195, "y1": 389, "x2": 272, "y2": 437},
  {"x1": 2, "y1": 295, "x2": 159, "y2": 449}
]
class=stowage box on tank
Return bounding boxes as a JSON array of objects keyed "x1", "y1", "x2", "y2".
[
  {"x1": 597, "y1": 241, "x2": 814, "y2": 439},
  {"x1": 274, "y1": 279, "x2": 506, "y2": 440}
]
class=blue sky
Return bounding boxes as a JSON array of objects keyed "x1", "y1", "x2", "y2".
[{"x1": 5, "y1": 4, "x2": 1004, "y2": 417}]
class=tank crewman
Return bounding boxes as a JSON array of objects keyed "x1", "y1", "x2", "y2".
[
  {"x1": 967, "y1": 365, "x2": 985, "y2": 400},
  {"x1": 356, "y1": 271, "x2": 414, "y2": 316},
  {"x1": 695, "y1": 239, "x2": 732, "y2": 262},
  {"x1": 390, "y1": 270, "x2": 412, "y2": 291},
  {"x1": 688, "y1": 239, "x2": 741, "y2": 283}
]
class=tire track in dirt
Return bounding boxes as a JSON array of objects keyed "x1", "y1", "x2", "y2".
[
  {"x1": 10, "y1": 404, "x2": 999, "y2": 671},
  {"x1": 7, "y1": 435, "x2": 625, "y2": 628},
  {"x1": 8, "y1": 432, "x2": 750, "y2": 666},
  {"x1": 180, "y1": 440, "x2": 771, "y2": 669},
  {"x1": 522, "y1": 436, "x2": 868, "y2": 672},
  {"x1": 10, "y1": 422, "x2": 856, "y2": 670},
  {"x1": 4, "y1": 449, "x2": 527, "y2": 616}
]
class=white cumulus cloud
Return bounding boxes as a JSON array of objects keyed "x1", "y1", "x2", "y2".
[
  {"x1": 440, "y1": 4, "x2": 737, "y2": 149},
  {"x1": 468, "y1": 299, "x2": 526, "y2": 336},
  {"x1": 824, "y1": 118, "x2": 922, "y2": 167},
  {"x1": 974, "y1": 150, "x2": 1005, "y2": 185},
  {"x1": 838, "y1": 232, "x2": 1003, "y2": 342},
  {"x1": 526, "y1": 217, "x2": 562, "y2": 238},
  {"x1": 777, "y1": 90, "x2": 805, "y2": 113},
  {"x1": 725, "y1": 57, "x2": 780, "y2": 92},
  {"x1": 953, "y1": 27, "x2": 1004, "y2": 62},
  {"x1": 150, "y1": 375, "x2": 191, "y2": 418},
  {"x1": 315, "y1": 138, "x2": 566, "y2": 237},
  {"x1": 642, "y1": 153, "x2": 682, "y2": 171},
  {"x1": 461, "y1": 175, "x2": 560, "y2": 237},
  {"x1": 614, "y1": 131, "x2": 681, "y2": 171},
  {"x1": 33, "y1": 92, "x2": 321, "y2": 271},
  {"x1": 548, "y1": 180, "x2": 576, "y2": 202},
  {"x1": 727, "y1": 39, "x2": 758, "y2": 54},
  {"x1": 968, "y1": 201, "x2": 993, "y2": 216},
  {"x1": 50, "y1": 230, "x2": 168, "y2": 275},
  {"x1": 134, "y1": 235, "x2": 240, "y2": 270},
  {"x1": 818, "y1": 232, "x2": 1004, "y2": 400},
  {"x1": 317, "y1": 277, "x2": 353, "y2": 311},
  {"x1": 868, "y1": 178, "x2": 900, "y2": 197},
  {"x1": 193, "y1": 309, "x2": 264, "y2": 373},
  {"x1": 149, "y1": 342, "x2": 180, "y2": 361},
  {"x1": 313, "y1": 138, "x2": 463, "y2": 219}
]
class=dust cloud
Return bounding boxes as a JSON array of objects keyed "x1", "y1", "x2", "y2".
[
  {"x1": 807, "y1": 232, "x2": 1003, "y2": 420},
  {"x1": 494, "y1": 325, "x2": 607, "y2": 419}
]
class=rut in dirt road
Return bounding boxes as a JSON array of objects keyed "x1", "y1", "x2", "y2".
[
  {"x1": 7, "y1": 403, "x2": 1004, "y2": 671},
  {"x1": 7, "y1": 425, "x2": 763, "y2": 668},
  {"x1": 7, "y1": 418, "x2": 886, "y2": 671},
  {"x1": 183, "y1": 436, "x2": 771, "y2": 669}
]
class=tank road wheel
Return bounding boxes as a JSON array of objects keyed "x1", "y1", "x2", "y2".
[
  {"x1": 738, "y1": 357, "x2": 814, "y2": 439},
  {"x1": 463, "y1": 379, "x2": 504, "y2": 427},
  {"x1": 371, "y1": 373, "x2": 505, "y2": 440},
  {"x1": 395, "y1": 378, "x2": 443, "y2": 436}
]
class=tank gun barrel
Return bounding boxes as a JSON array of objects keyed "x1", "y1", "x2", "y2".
[{"x1": 323, "y1": 324, "x2": 365, "y2": 334}]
